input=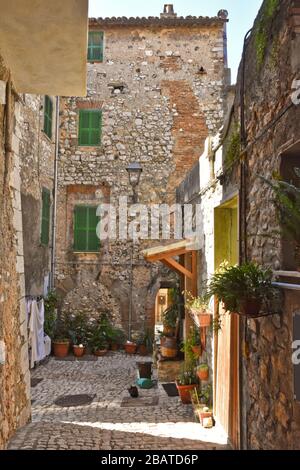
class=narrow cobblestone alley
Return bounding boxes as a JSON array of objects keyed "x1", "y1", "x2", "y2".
[{"x1": 8, "y1": 353, "x2": 228, "y2": 450}]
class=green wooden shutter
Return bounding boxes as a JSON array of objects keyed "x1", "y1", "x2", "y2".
[
  {"x1": 78, "y1": 110, "x2": 102, "y2": 146},
  {"x1": 41, "y1": 189, "x2": 51, "y2": 245},
  {"x1": 88, "y1": 32, "x2": 104, "y2": 62},
  {"x1": 74, "y1": 206, "x2": 100, "y2": 252},
  {"x1": 87, "y1": 207, "x2": 100, "y2": 251},
  {"x1": 43, "y1": 96, "x2": 53, "y2": 139}
]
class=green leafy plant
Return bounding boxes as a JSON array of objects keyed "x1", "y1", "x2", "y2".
[
  {"x1": 177, "y1": 365, "x2": 197, "y2": 386},
  {"x1": 162, "y1": 287, "x2": 183, "y2": 329},
  {"x1": 206, "y1": 262, "x2": 276, "y2": 314},
  {"x1": 224, "y1": 125, "x2": 241, "y2": 169},
  {"x1": 44, "y1": 290, "x2": 58, "y2": 338},
  {"x1": 254, "y1": 0, "x2": 279, "y2": 67},
  {"x1": 68, "y1": 311, "x2": 89, "y2": 346},
  {"x1": 136, "y1": 329, "x2": 153, "y2": 351},
  {"x1": 184, "y1": 291, "x2": 209, "y2": 313},
  {"x1": 52, "y1": 312, "x2": 70, "y2": 342}
]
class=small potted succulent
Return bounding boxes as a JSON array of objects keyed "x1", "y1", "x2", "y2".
[
  {"x1": 197, "y1": 363, "x2": 209, "y2": 381},
  {"x1": 184, "y1": 292, "x2": 212, "y2": 327},
  {"x1": 176, "y1": 366, "x2": 198, "y2": 404}
]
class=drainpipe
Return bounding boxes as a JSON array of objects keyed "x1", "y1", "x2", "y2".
[
  {"x1": 50, "y1": 96, "x2": 60, "y2": 290},
  {"x1": 4, "y1": 76, "x2": 13, "y2": 187},
  {"x1": 128, "y1": 245, "x2": 133, "y2": 341}
]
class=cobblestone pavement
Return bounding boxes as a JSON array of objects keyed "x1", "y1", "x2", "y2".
[{"x1": 8, "y1": 353, "x2": 229, "y2": 450}]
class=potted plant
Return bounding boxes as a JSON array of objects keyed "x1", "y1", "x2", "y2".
[
  {"x1": 184, "y1": 292, "x2": 212, "y2": 327},
  {"x1": 89, "y1": 317, "x2": 109, "y2": 356},
  {"x1": 206, "y1": 262, "x2": 276, "y2": 317},
  {"x1": 260, "y1": 176, "x2": 300, "y2": 270},
  {"x1": 68, "y1": 311, "x2": 88, "y2": 357},
  {"x1": 197, "y1": 363, "x2": 209, "y2": 381},
  {"x1": 124, "y1": 340, "x2": 137, "y2": 354},
  {"x1": 176, "y1": 366, "x2": 198, "y2": 404},
  {"x1": 44, "y1": 290, "x2": 58, "y2": 339},
  {"x1": 189, "y1": 326, "x2": 202, "y2": 357},
  {"x1": 136, "y1": 329, "x2": 153, "y2": 356},
  {"x1": 52, "y1": 314, "x2": 70, "y2": 358}
]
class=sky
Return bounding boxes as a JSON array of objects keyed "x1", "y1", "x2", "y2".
[{"x1": 88, "y1": 0, "x2": 263, "y2": 82}]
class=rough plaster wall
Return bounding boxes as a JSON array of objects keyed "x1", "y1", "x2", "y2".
[
  {"x1": 0, "y1": 57, "x2": 31, "y2": 449},
  {"x1": 19, "y1": 94, "x2": 55, "y2": 295},
  {"x1": 56, "y1": 23, "x2": 227, "y2": 334}
]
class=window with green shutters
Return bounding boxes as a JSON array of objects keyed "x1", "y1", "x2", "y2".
[
  {"x1": 73, "y1": 206, "x2": 100, "y2": 252},
  {"x1": 41, "y1": 188, "x2": 51, "y2": 246},
  {"x1": 78, "y1": 109, "x2": 102, "y2": 146},
  {"x1": 87, "y1": 31, "x2": 104, "y2": 62},
  {"x1": 43, "y1": 96, "x2": 53, "y2": 139}
]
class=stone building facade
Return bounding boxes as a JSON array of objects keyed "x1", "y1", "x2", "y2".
[
  {"x1": 19, "y1": 94, "x2": 57, "y2": 296},
  {"x1": 55, "y1": 7, "x2": 230, "y2": 335},
  {"x1": 177, "y1": 0, "x2": 300, "y2": 450}
]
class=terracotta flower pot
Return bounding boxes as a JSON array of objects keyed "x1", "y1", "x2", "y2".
[
  {"x1": 124, "y1": 342, "x2": 137, "y2": 354},
  {"x1": 73, "y1": 345, "x2": 86, "y2": 358},
  {"x1": 176, "y1": 382, "x2": 197, "y2": 404},
  {"x1": 111, "y1": 343, "x2": 119, "y2": 351},
  {"x1": 94, "y1": 349, "x2": 108, "y2": 357},
  {"x1": 197, "y1": 368, "x2": 209, "y2": 381},
  {"x1": 190, "y1": 308, "x2": 212, "y2": 327},
  {"x1": 191, "y1": 345, "x2": 202, "y2": 358},
  {"x1": 137, "y1": 344, "x2": 148, "y2": 356},
  {"x1": 53, "y1": 340, "x2": 69, "y2": 358},
  {"x1": 239, "y1": 298, "x2": 262, "y2": 317},
  {"x1": 163, "y1": 325, "x2": 176, "y2": 337}
]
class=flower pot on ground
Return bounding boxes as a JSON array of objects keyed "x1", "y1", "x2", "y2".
[
  {"x1": 110, "y1": 343, "x2": 119, "y2": 351},
  {"x1": 94, "y1": 349, "x2": 108, "y2": 357},
  {"x1": 53, "y1": 339, "x2": 70, "y2": 358},
  {"x1": 137, "y1": 344, "x2": 148, "y2": 356},
  {"x1": 198, "y1": 407, "x2": 214, "y2": 428},
  {"x1": 73, "y1": 344, "x2": 86, "y2": 357},
  {"x1": 124, "y1": 342, "x2": 137, "y2": 354},
  {"x1": 197, "y1": 364, "x2": 209, "y2": 381},
  {"x1": 176, "y1": 367, "x2": 198, "y2": 404}
]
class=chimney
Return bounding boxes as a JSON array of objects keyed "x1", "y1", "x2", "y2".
[{"x1": 160, "y1": 4, "x2": 177, "y2": 19}]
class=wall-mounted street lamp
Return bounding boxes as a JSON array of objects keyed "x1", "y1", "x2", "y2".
[{"x1": 126, "y1": 162, "x2": 143, "y2": 204}]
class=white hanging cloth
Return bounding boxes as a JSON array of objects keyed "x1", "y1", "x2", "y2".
[{"x1": 28, "y1": 299, "x2": 46, "y2": 368}]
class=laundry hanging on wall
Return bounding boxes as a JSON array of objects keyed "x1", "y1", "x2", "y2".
[{"x1": 27, "y1": 298, "x2": 47, "y2": 368}]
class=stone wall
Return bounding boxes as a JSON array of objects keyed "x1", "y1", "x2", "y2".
[
  {"x1": 56, "y1": 15, "x2": 229, "y2": 334},
  {"x1": 0, "y1": 56, "x2": 31, "y2": 449},
  {"x1": 19, "y1": 94, "x2": 56, "y2": 295},
  {"x1": 237, "y1": 0, "x2": 300, "y2": 450}
]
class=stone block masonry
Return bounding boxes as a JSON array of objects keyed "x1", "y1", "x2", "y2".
[{"x1": 56, "y1": 13, "x2": 229, "y2": 334}]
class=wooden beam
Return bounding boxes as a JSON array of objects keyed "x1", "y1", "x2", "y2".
[
  {"x1": 162, "y1": 257, "x2": 193, "y2": 279},
  {"x1": 146, "y1": 247, "x2": 193, "y2": 262}
]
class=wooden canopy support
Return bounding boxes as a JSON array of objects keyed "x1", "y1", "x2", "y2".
[{"x1": 141, "y1": 240, "x2": 198, "y2": 289}]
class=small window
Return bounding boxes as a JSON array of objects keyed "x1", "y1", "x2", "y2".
[
  {"x1": 74, "y1": 206, "x2": 100, "y2": 252},
  {"x1": 88, "y1": 31, "x2": 104, "y2": 62},
  {"x1": 43, "y1": 96, "x2": 53, "y2": 139},
  {"x1": 78, "y1": 109, "x2": 102, "y2": 146},
  {"x1": 41, "y1": 188, "x2": 51, "y2": 246}
]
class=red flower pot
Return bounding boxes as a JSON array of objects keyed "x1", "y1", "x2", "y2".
[
  {"x1": 176, "y1": 383, "x2": 197, "y2": 404},
  {"x1": 197, "y1": 368, "x2": 209, "y2": 381},
  {"x1": 53, "y1": 341, "x2": 70, "y2": 358},
  {"x1": 73, "y1": 345, "x2": 86, "y2": 358},
  {"x1": 124, "y1": 342, "x2": 137, "y2": 354},
  {"x1": 94, "y1": 349, "x2": 108, "y2": 357},
  {"x1": 111, "y1": 343, "x2": 119, "y2": 351},
  {"x1": 192, "y1": 345, "x2": 202, "y2": 358},
  {"x1": 239, "y1": 299, "x2": 262, "y2": 317}
]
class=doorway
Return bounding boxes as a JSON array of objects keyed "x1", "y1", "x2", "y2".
[{"x1": 214, "y1": 195, "x2": 240, "y2": 449}]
